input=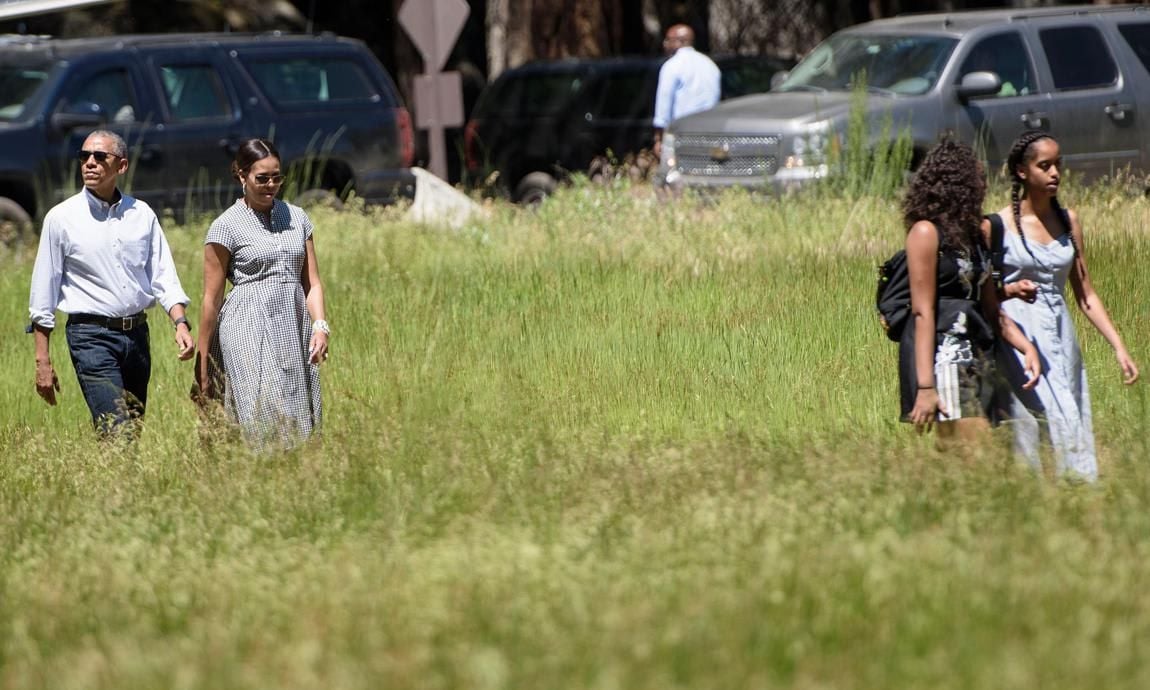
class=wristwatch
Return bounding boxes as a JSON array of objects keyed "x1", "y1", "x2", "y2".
[
  {"x1": 174, "y1": 316, "x2": 191, "y2": 331},
  {"x1": 312, "y1": 319, "x2": 331, "y2": 335}
]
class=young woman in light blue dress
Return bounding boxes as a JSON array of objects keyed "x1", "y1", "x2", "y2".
[{"x1": 984, "y1": 131, "x2": 1139, "y2": 480}]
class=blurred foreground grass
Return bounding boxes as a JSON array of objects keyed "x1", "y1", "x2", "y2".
[{"x1": 1, "y1": 180, "x2": 1150, "y2": 689}]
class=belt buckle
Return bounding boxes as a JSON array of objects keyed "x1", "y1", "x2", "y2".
[{"x1": 121, "y1": 316, "x2": 135, "y2": 330}]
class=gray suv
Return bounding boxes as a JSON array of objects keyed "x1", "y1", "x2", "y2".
[{"x1": 658, "y1": 5, "x2": 1150, "y2": 192}]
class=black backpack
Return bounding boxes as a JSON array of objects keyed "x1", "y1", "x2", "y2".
[
  {"x1": 875, "y1": 250, "x2": 913, "y2": 342},
  {"x1": 875, "y1": 217, "x2": 1006, "y2": 342}
]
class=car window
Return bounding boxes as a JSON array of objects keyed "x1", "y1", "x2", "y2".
[
  {"x1": 473, "y1": 70, "x2": 584, "y2": 119},
  {"x1": 720, "y1": 58, "x2": 791, "y2": 98},
  {"x1": 0, "y1": 61, "x2": 50, "y2": 121},
  {"x1": 159, "y1": 64, "x2": 232, "y2": 121},
  {"x1": 957, "y1": 32, "x2": 1035, "y2": 98},
  {"x1": 471, "y1": 74, "x2": 518, "y2": 118},
  {"x1": 779, "y1": 34, "x2": 957, "y2": 95},
  {"x1": 520, "y1": 73, "x2": 583, "y2": 116},
  {"x1": 60, "y1": 68, "x2": 138, "y2": 123},
  {"x1": 1117, "y1": 22, "x2": 1150, "y2": 76},
  {"x1": 1039, "y1": 25, "x2": 1117, "y2": 91},
  {"x1": 584, "y1": 70, "x2": 655, "y2": 120},
  {"x1": 243, "y1": 57, "x2": 378, "y2": 105}
]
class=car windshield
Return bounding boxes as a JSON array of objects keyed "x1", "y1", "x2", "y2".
[
  {"x1": 778, "y1": 33, "x2": 957, "y2": 96},
  {"x1": 0, "y1": 60, "x2": 52, "y2": 121}
]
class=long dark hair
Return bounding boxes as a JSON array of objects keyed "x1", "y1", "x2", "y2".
[
  {"x1": 902, "y1": 138, "x2": 986, "y2": 255},
  {"x1": 1006, "y1": 129, "x2": 1076, "y2": 261},
  {"x1": 231, "y1": 138, "x2": 281, "y2": 182}
]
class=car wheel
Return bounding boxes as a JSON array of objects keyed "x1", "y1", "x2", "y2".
[
  {"x1": 0, "y1": 196, "x2": 33, "y2": 247},
  {"x1": 514, "y1": 172, "x2": 557, "y2": 206},
  {"x1": 294, "y1": 188, "x2": 345, "y2": 211}
]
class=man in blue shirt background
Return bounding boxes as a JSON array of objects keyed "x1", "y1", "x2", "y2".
[{"x1": 653, "y1": 24, "x2": 720, "y2": 158}]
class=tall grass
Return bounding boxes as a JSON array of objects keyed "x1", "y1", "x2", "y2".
[
  {"x1": 834, "y1": 77, "x2": 915, "y2": 200},
  {"x1": 2, "y1": 180, "x2": 1150, "y2": 688}
]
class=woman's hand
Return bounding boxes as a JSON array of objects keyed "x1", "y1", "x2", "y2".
[
  {"x1": 192, "y1": 353, "x2": 215, "y2": 404},
  {"x1": 1116, "y1": 348, "x2": 1139, "y2": 385},
  {"x1": 910, "y1": 388, "x2": 944, "y2": 433},
  {"x1": 1006, "y1": 279, "x2": 1038, "y2": 303},
  {"x1": 309, "y1": 331, "x2": 329, "y2": 365},
  {"x1": 1021, "y1": 345, "x2": 1042, "y2": 390}
]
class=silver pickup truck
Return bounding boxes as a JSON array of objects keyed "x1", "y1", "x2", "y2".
[{"x1": 658, "y1": 5, "x2": 1150, "y2": 192}]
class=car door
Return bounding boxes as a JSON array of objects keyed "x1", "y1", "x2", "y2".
[
  {"x1": 46, "y1": 56, "x2": 165, "y2": 208},
  {"x1": 1105, "y1": 19, "x2": 1150, "y2": 175},
  {"x1": 146, "y1": 48, "x2": 245, "y2": 213},
  {"x1": 570, "y1": 63, "x2": 660, "y2": 170},
  {"x1": 950, "y1": 29, "x2": 1046, "y2": 172},
  {"x1": 1031, "y1": 20, "x2": 1140, "y2": 182}
]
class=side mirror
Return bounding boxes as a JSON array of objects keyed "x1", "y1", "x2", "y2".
[
  {"x1": 50, "y1": 101, "x2": 106, "y2": 131},
  {"x1": 955, "y1": 71, "x2": 1002, "y2": 101},
  {"x1": 769, "y1": 70, "x2": 790, "y2": 91}
]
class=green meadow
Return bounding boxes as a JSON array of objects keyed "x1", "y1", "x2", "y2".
[{"x1": 2, "y1": 179, "x2": 1149, "y2": 689}]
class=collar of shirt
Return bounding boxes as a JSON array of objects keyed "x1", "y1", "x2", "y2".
[{"x1": 83, "y1": 186, "x2": 124, "y2": 218}]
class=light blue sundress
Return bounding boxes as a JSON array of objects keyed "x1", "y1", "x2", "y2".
[{"x1": 995, "y1": 218, "x2": 1095, "y2": 480}]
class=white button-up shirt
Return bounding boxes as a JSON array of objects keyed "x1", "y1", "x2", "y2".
[
  {"x1": 653, "y1": 46, "x2": 721, "y2": 129},
  {"x1": 29, "y1": 188, "x2": 189, "y2": 330}
]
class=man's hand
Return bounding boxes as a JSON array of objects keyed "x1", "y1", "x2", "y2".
[
  {"x1": 35, "y1": 360, "x2": 60, "y2": 405},
  {"x1": 175, "y1": 325, "x2": 194, "y2": 360}
]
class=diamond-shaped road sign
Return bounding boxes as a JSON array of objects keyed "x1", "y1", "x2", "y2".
[{"x1": 398, "y1": 0, "x2": 469, "y2": 74}]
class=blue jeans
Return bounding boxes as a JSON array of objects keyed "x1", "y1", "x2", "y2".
[{"x1": 65, "y1": 322, "x2": 151, "y2": 436}]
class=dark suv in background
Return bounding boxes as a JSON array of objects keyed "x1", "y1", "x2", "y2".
[
  {"x1": 463, "y1": 54, "x2": 793, "y2": 203},
  {"x1": 0, "y1": 31, "x2": 414, "y2": 237}
]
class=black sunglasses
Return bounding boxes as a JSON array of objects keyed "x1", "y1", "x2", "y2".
[
  {"x1": 253, "y1": 173, "x2": 285, "y2": 185},
  {"x1": 77, "y1": 149, "x2": 121, "y2": 163}
]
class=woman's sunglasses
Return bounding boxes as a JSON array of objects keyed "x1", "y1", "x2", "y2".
[
  {"x1": 77, "y1": 150, "x2": 121, "y2": 163},
  {"x1": 253, "y1": 173, "x2": 285, "y2": 185}
]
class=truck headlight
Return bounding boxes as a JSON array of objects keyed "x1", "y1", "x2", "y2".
[{"x1": 787, "y1": 133, "x2": 829, "y2": 168}]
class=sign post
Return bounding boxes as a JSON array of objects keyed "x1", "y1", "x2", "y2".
[{"x1": 399, "y1": 0, "x2": 469, "y2": 180}]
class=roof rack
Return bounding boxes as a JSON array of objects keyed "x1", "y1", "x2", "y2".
[
  {"x1": 894, "y1": 3, "x2": 1149, "y2": 29},
  {"x1": 1007, "y1": 3, "x2": 1150, "y2": 21}
]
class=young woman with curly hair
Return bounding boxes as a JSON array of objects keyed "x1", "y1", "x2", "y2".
[
  {"x1": 901, "y1": 139, "x2": 1040, "y2": 441},
  {"x1": 983, "y1": 131, "x2": 1138, "y2": 480}
]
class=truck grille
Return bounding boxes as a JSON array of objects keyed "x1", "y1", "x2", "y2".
[{"x1": 674, "y1": 134, "x2": 781, "y2": 178}]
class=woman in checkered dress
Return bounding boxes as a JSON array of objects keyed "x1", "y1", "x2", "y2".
[{"x1": 195, "y1": 139, "x2": 329, "y2": 449}]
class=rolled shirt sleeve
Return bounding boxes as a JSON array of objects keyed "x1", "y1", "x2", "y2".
[
  {"x1": 28, "y1": 212, "x2": 65, "y2": 330},
  {"x1": 148, "y1": 214, "x2": 190, "y2": 314},
  {"x1": 653, "y1": 66, "x2": 675, "y2": 129}
]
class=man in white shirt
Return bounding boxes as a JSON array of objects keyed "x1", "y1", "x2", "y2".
[
  {"x1": 29, "y1": 130, "x2": 195, "y2": 437},
  {"x1": 653, "y1": 24, "x2": 721, "y2": 158}
]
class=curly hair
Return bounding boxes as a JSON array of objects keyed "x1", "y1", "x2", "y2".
[
  {"x1": 902, "y1": 139, "x2": 986, "y2": 254},
  {"x1": 1006, "y1": 130, "x2": 1076, "y2": 261}
]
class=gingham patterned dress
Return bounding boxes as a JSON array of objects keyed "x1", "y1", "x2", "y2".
[{"x1": 206, "y1": 199, "x2": 321, "y2": 448}]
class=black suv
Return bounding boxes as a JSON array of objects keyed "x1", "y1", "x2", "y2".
[
  {"x1": 0, "y1": 32, "x2": 415, "y2": 235},
  {"x1": 463, "y1": 54, "x2": 793, "y2": 203}
]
